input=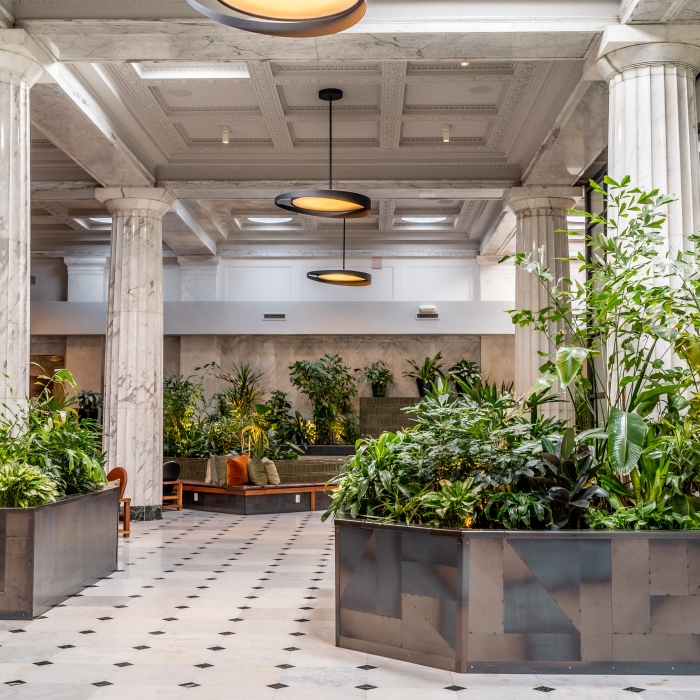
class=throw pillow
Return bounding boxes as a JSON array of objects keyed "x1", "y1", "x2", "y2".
[
  {"x1": 262, "y1": 457, "x2": 281, "y2": 485},
  {"x1": 247, "y1": 456, "x2": 269, "y2": 487},
  {"x1": 226, "y1": 454, "x2": 249, "y2": 486},
  {"x1": 214, "y1": 455, "x2": 229, "y2": 486}
]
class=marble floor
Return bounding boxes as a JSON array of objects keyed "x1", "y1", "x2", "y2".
[{"x1": 0, "y1": 510, "x2": 698, "y2": 700}]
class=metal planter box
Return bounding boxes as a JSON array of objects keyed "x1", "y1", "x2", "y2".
[
  {"x1": 336, "y1": 519, "x2": 700, "y2": 674},
  {"x1": 0, "y1": 488, "x2": 119, "y2": 619}
]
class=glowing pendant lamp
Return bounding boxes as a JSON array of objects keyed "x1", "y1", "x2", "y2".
[
  {"x1": 307, "y1": 219, "x2": 371, "y2": 287},
  {"x1": 184, "y1": 0, "x2": 366, "y2": 38},
  {"x1": 276, "y1": 88, "x2": 371, "y2": 219}
]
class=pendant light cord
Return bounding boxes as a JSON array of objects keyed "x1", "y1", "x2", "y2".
[
  {"x1": 342, "y1": 219, "x2": 346, "y2": 269},
  {"x1": 329, "y1": 98, "x2": 333, "y2": 190}
]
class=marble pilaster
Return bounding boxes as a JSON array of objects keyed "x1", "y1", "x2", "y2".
[
  {"x1": 64, "y1": 255, "x2": 109, "y2": 302},
  {"x1": 597, "y1": 41, "x2": 700, "y2": 259},
  {"x1": 177, "y1": 255, "x2": 220, "y2": 302},
  {"x1": 0, "y1": 48, "x2": 42, "y2": 409},
  {"x1": 506, "y1": 187, "x2": 581, "y2": 420},
  {"x1": 96, "y1": 187, "x2": 175, "y2": 521}
]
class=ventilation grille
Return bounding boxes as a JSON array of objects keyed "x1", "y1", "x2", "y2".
[
  {"x1": 263, "y1": 313, "x2": 286, "y2": 321},
  {"x1": 416, "y1": 313, "x2": 439, "y2": 320}
]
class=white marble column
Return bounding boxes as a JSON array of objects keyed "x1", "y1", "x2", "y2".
[
  {"x1": 64, "y1": 256, "x2": 109, "y2": 302},
  {"x1": 0, "y1": 49, "x2": 42, "y2": 409},
  {"x1": 597, "y1": 41, "x2": 700, "y2": 259},
  {"x1": 506, "y1": 187, "x2": 580, "y2": 420},
  {"x1": 178, "y1": 255, "x2": 220, "y2": 301},
  {"x1": 96, "y1": 188, "x2": 175, "y2": 521}
]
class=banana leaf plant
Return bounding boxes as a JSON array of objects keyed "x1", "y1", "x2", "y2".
[{"x1": 535, "y1": 428, "x2": 608, "y2": 529}]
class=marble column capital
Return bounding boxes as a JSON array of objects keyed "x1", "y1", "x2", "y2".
[
  {"x1": 597, "y1": 42, "x2": 700, "y2": 82},
  {"x1": 63, "y1": 255, "x2": 109, "y2": 272},
  {"x1": 0, "y1": 29, "x2": 54, "y2": 86},
  {"x1": 95, "y1": 187, "x2": 176, "y2": 217},
  {"x1": 505, "y1": 187, "x2": 581, "y2": 218}
]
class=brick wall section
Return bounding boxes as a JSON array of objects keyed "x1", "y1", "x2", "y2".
[{"x1": 360, "y1": 397, "x2": 421, "y2": 438}]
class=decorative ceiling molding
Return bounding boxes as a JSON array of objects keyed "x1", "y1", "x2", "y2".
[{"x1": 246, "y1": 61, "x2": 294, "y2": 153}]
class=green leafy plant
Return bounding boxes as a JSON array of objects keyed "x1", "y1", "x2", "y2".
[
  {"x1": 289, "y1": 354, "x2": 358, "y2": 445},
  {"x1": 418, "y1": 478, "x2": 482, "y2": 528},
  {"x1": 485, "y1": 491, "x2": 552, "y2": 530},
  {"x1": 0, "y1": 462, "x2": 58, "y2": 508},
  {"x1": 77, "y1": 390, "x2": 102, "y2": 421},
  {"x1": 448, "y1": 360, "x2": 481, "y2": 390},
  {"x1": 362, "y1": 361, "x2": 394, "y2": 387},
  {"x1": 403, "y1": 352, "x2": 444, "y2": 382},
  {"x1": 535, "y1": 428, "x2": 607, "y2": 529},
  {"x1": 586, "y1": 502, "x2": 700, "y2": 531},
  {"x1": 217, "y1": 362, "x2": 267, "y2": 414},
  {"x1": 0, "y1": 369, "x2": 106, "y2": 497}
]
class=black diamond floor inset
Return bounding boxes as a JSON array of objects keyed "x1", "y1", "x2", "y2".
[
  {"x1": 535, "y1": 688, "x2": 556, "y2": 694},
  {"x1": 194, "y1": 663, "x2": 213, "y2": 668},
  {"x1": 357, "y1": 685, "x2": 377, "y2": 690},
  {"x1": 93, "y1": 682, "x2": 112, "y2": 687},
  {"x1": 276, "y1": 664, "x2": 294, "y2": 669},
  {"x1": 208, "y1": 646, "x2": 225, "y2": 651},
  {"x1": 5, "y1": 681, "x2": 25, "y2": 686},
  {"x1": 284, "y1": 647, "x2": 300, "y2": 652},
  {"x1": 445, "y1": 686, "x2": 466, "y2": 692},
  {"x1": 133, "y1": 645, "x2": 150, "y2": 650},
  {"x1": 358, "y1": 665, "x2": 376, "y2": 670},
  {"x1": 623, "y1": 689, "x2": 646, "y2": 694},
  {"x1": 180, "y1": 683, "x2": 200, "y2": 689},
  {"x1": 115, "y1": 662, "x2": 133, "y2": 667},
  {"x1": 58, "y1": 645, "x2": 74, "y2": 649},
  {"x1": 33, "y1": 661, "x2": 52, "y2": 666},
  {"x1": 290, "y1": 632, "x2": 305, "y2": 636},
  {"x1": 268, "y1": 683, "x2": 288, "y2": 689}
]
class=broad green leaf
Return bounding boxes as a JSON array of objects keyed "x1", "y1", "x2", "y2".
[
  {"x1": 555, "y1": 346, "x2": 589, "y2": 389},
  {"x1": 560, "y1": 428, "x2": 576, "y2": 461},
  {"x1": 677, "y1": 338, "x2": 700, "y2": 367},
  {"x1": 608, "y1": 407, "x2": 648, "y2": 476},
  {"x1": 525, "y1": 373, "x2": 556, "y2": 401},
  {"x1": 670, "y1": 493, "x2": 700, "y2": 517}
]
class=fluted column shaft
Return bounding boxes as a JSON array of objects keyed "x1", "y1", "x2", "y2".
[
  {"x1": 597, "y1": 42, "x2": 700, "y2": 259},
  {"x1": 507, "y1": 188, "x2": 580, "y2": 420},
  {"x1": 0, "y1": 50, "x2": 42, "y2": 409},
  {"x1": 96, "y1": 188, "x2": 175, "y2": 521}
]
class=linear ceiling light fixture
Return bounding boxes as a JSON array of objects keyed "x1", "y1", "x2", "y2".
[
  {"x1": 184, "y1": 0, "x2": 366, "y2": 37},
  {"x1": 276, "y1": 89, "x2": 371, "y2": 219},
  {"x1": 307, "y1": 219, "x2": 371, "y2": 287}
]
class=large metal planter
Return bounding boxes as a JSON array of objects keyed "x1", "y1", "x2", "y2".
[
  {"x1": 336, "y1": 519, "x2": 700, "y2": 674},
  {"x1": 0, "y1": 488, "x2": 119, "y2": 619}
]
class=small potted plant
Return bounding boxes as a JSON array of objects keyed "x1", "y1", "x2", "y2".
[
  {"x1": 448, "y1": 359, "x2": 481, "y2": 393},
  {"x1": 403, "y1": 352, "x2": 444, "y2": 397},
  {"x1": 362, "y1": 361, "x2": 394, "y2": 398},
  {"x1": 78, "y1": 390, "x2": 102, "y2": 422}
]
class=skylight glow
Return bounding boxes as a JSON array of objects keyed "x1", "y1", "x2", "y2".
[
  {"x1": 401, "y1": 216, "x2": 447, "y2": 224},
  {"x1": 248, "y1": 217, "x2": 293, "y2": 224}
]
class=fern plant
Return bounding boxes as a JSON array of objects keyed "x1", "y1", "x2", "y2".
[{"x1": 0, "y1": 462, "x2": 58, "y2": 508}]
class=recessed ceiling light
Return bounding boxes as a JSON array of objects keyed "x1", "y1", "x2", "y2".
[
  {"x1": 461, "y1": 61, "x2": 470, "y2": 67},
  {"x1": 401, "y1": 216, "x2": 447, "y2": 224},
  {"x1": 89, "y1": 217, "x2": 112, "y2": 224},
  {"x1": 133, "y1": 62, "x2": 249, "y2": 80},
  {"x1": 248, "y1": 217, "x2": 293, "y2": 224}
]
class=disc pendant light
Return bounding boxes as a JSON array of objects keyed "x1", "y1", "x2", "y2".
[
  {"x1": 184, "y1": 0, "x2": 366, "y2": 38},
  {"x1": 276, "y1": 89, "x2": 371, "y2": 219},
  {"x1": 307, "y1": 220, "x2": 371, "y2": 286}
]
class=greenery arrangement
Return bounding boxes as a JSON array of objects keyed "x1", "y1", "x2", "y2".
[
  {"x1": 361, "y1": 361, "x2": 394, "y2": 398},
  {"x1": 448, "y1": 359, "x2": 481, "y2": 392},
  {"x1": 403, "y1": 352, "x2": 445, "y2": 396},
  {"x1": 0, "y1": 369, "x2": 107, "y2": 508},
  {"x1": 77, "y1": 390, "x2": 102, "y2": 421},
  {"x1": 325, "y1": 178, "x2": 700, "y2": 531},
  {"x1": 289, "y1": 354, "x2": 359, "y2": 445}
]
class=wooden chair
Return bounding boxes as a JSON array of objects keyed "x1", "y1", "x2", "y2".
[
  {"x1": 107, "y1": 467, "x2": 131, "y2": 538},
  {"x1": 163, "y1": 461, "x2": 183, "y2": 511}
]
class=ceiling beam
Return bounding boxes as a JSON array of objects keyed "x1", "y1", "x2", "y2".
[{"x1": 32, "y1": 64, "x2": 155, "y2": 187}]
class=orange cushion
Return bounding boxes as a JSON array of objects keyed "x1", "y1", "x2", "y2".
[{"x1": 226, "y1": 454, "x2": 249, "y2": 486}]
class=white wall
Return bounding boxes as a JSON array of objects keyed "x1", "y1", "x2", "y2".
[
  {"x1": 212, "y1": 257, "x2": 479, "y2": 303},
  {"x1": 30, "y1": 258, "x2": 68, "y2": 302},
  {"x1": 163, "y1": 259, "x2": 181, "y2": 302}
]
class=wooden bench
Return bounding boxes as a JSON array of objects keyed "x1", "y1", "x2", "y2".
[{"x1": 179, "y1": 480, "x2": 337, "y2": 515}]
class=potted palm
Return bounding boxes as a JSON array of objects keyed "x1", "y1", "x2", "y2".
[
  {"x1": 362, "y1": 361, "x2": 394, "y2": 398},
  {"x1": 403, "y1": 352, "x2": 444, "y2": 397}
]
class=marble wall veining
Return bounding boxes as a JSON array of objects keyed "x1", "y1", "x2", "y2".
[
  {"x1": 98, "y1": 187, "x2": 174, "y2": 520},
  {"x1": 0, "y1": 48, "x2": 42, "y2": 409}
]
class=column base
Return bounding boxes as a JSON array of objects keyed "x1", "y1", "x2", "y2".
[{"x1": 130, "y1": 506, "x2": 163, "y2": 521}]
